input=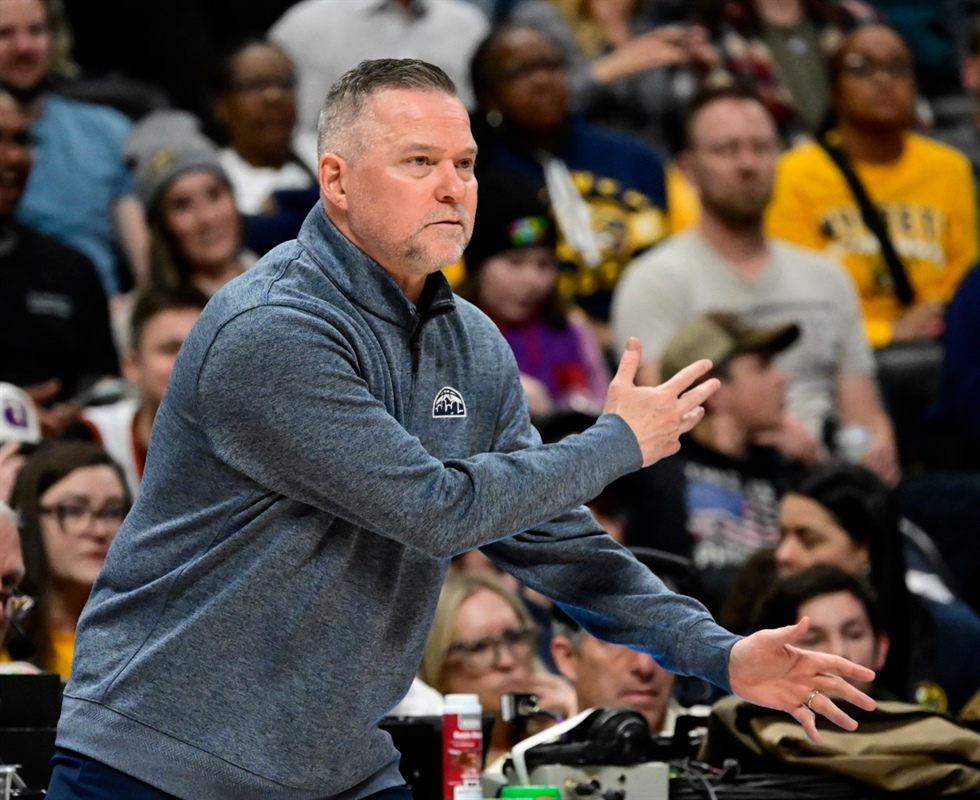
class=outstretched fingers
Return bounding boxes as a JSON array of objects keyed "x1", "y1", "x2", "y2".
[
  {"x1": 678, "y1": 377, "x2": 721, "y2": 415},
  {"x1": 788, "y1": 704, "x2": 823, "y2": 744},
  {"x1": 661, "y1": 358, "x2": 714, "y2": 396},
  {"x1": 808, "y1": 688, "x2": 860, "y2": 732},
  {"x1": 809, "y1": 657, "x2": 877, "y2": 711},
  {"x1": 678, "y1": 405, "x2": 706, "y2": 434},
  {"x1": 611, "y1": 337, "x2": 643, "y2": 387},
  {"x1": 786, "y1": 680, "x2": 864, "y2": 744}
]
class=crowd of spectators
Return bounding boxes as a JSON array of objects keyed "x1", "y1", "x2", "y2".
[{"x1": 1, "y1": 0, "x2": 978, "y2": 790}]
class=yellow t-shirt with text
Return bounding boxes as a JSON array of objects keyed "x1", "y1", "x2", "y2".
[{"x1": 766, "y1": 133, "x2": 979, "y2": 347}]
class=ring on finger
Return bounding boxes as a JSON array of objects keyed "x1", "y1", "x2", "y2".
[{"x1": 804, "y1": 689, "x2": 821, "y2": 711}]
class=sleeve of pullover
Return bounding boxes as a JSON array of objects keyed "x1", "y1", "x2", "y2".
[
  {"x1": 195, "y1": 303, "x2": 642, "y2": 560},
  {"x1": 478, "y1": 345, "x2": 739, "y2": 690}
]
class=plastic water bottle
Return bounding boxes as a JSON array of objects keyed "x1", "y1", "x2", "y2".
[{"x1": 442, "y1": 693, "x2": 483, "y2": 800}]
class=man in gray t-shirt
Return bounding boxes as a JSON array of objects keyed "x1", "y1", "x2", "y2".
[{"x1": 612, "y1": 85, "x2": 899, "y2": 485}]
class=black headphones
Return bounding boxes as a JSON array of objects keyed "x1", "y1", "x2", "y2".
[{"x1": 523, "y1": 707, "x2": 653, "y2": 769}]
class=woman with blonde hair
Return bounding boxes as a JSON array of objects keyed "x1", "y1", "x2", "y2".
[{"x1": 418, "y1": 572, "x2": 577, "y2": 766}]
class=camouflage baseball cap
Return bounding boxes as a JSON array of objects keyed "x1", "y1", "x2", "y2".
[{"x1": 660, "y1": 312, "x2": 800, "y2": 382}]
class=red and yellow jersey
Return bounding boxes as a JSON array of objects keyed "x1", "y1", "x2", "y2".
[{"x1": 766, "y1": 133, "x2": 979, "y2": 347}]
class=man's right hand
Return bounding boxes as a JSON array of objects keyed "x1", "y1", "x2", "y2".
[{"x1": 603, "y1": 338, "x2": 719, "y2": 466}]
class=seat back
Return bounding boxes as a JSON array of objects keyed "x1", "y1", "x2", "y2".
[{"x1": 874, "y1": 341, "x2": 945, "y2": 469}]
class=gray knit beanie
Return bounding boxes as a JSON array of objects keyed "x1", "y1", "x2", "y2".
[{"x1": 124, "y1": 109, "x2": 229, "y2": 213}]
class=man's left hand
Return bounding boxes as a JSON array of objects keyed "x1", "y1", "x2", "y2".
[{"x1": 728, "y1": 617, "x2": 876, "y2": 743}]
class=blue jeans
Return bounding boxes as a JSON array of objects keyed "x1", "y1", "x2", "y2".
[{"x1": 47, "y1": 749, "x2": 415, "y2": 799}]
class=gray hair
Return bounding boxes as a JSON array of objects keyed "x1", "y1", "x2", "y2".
[{"x1": 316, "y1": 58, "x2": 457, "y2": 160}]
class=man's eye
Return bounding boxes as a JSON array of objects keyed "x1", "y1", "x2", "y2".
[{"x1": 800, "y1": 531, "x2": 823, "y2": 549}]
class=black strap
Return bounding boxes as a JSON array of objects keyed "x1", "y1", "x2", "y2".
[{"x1": 816, "y1": 138, "x2": 916, "y2": 306}]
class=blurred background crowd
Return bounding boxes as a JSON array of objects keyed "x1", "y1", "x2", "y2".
[{"x1": 1, "y1": 0, "x2": 979, "y2": 780}]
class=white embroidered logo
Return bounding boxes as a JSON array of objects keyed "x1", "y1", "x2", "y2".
[{"x1": 432, "y1": 386, "x2": 466, "y2": 418}]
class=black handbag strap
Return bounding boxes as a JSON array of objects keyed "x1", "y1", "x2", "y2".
[{"x1": 816, "y1": 138, "x2": 916, "y2": 306}]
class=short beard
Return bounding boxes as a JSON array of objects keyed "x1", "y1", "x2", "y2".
[
  {"x1": 701, "y1": 192, "x2": 770, "y2": 230},
  {"x1": 349, "y1": 207, "x2": 471, "y2": 274}
]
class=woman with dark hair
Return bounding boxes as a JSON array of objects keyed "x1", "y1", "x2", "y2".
[
  {"x1": 136, "y1": 140, "x2": 256, "y2": 298},
  {"x1": 774, "y1": 461, "x2": 980, "y2": 714},
  {"x1": 109, "y1": 128, "x2": 257, "y2": 352},
  {"x1": 766, "y1": 22, "x2": 978, "y2": 348},
  {"x1": 4, "y1": 441, "x2": 131, "y2": 678}
]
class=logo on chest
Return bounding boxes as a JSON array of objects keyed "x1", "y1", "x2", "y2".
[{"x1": 432, "y1": 386, "x2": 466, "y2": 418}]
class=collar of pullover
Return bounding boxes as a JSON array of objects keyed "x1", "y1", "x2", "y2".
[{"x1": 298, "y1": 203, "x2": 456, "y2": 330}]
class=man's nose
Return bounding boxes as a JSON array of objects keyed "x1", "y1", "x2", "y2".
[
  {"x1": 434, "y1": 160, "x2": 467, "y2": 203},
  {"x1": 735, "y1": 148, "x2": 764, "y2": 173},
  {"x1": 775, "y1": 537, "x2": 801, "y2": 572},
  {"x1": 493, "y1": 642, "x2": 518, "y2": 671},
  {"x1": 827, "y1": 635, "x2": 849, "y2": 659},
  {"x1": 631, "y1": 653, "x2": 659, "y2": 679}
]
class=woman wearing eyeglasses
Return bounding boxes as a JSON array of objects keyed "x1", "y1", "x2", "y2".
[
  {"x1": 766, "y1": 23, "x2": 978, "y2": 348},
  {"x1": 212, "y1": 37, "x2": 320, "y2": 256},
  {"x1": 4, "y1": 441, "x2": 131, "y2": 679},
  {"x1": 418, "y1": 572, "x2": 577, "y2": 767}
]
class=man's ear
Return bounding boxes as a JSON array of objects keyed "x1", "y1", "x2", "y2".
[
  {"x1": 550, "y1": 635, "x2": 578, "y2": 684},
  {"x1": 319, "y1": 153, "x2": 348, "y2": 210}
]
